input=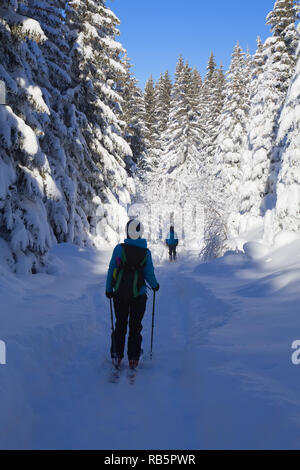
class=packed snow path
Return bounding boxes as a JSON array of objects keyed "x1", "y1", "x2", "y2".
[{"x1": 1, "y1": 241, "x2": 300, "y2": 449}]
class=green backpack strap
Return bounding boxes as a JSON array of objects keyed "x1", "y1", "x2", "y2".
[
  {"x1": 132, "y1": 252, "x2": 147, "y2": 298},
  {"x1": 114, "y1": 247, "x2": 127, "y2": 293}
]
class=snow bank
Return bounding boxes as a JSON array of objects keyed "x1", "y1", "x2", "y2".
[
  {"x1": 0, "y1": 243, "x2": 110, "y2": 449},
  {"x1": 272, "y1": 230, "x2": 300, "y2": 249},
  {"x1": 243, "y1": 241, "x2": 270, "y2": 260}
]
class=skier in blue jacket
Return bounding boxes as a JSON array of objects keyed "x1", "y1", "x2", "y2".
[
  {"x1": 165, "y1": 225, "x2": 179, "y2": 261},
  {"x1": 106, "y1": 219, "x2": 159, "y2": 369}
]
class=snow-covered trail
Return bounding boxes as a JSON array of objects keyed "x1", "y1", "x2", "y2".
[
  {"x1": 28, "y1": 256, "x2": 209, "y2": 450},
  {"x1": 1, "y1": 241, "x2": 300, "y2": 449}
]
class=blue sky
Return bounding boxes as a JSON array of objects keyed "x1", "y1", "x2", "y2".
[{"x1": 107, "y1": 0, "x2": 276, "y2": 89}]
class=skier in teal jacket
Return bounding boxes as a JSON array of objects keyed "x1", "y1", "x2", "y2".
[
  {"x1": 106, "y1": 220, "x2": 159, "y2": 369},
  {"x1": 165, "y1": 225, "x2": 179, "y2": 261}
]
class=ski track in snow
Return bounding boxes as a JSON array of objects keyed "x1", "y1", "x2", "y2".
[{"x1": 1, "y1": 243, "x2": 300, "y2": 449}]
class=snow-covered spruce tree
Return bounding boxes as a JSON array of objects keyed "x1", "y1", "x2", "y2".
[
  {"x1": 215, "y1": 64, "x2": 226, "y2": 115},
  {"x1": 118, "y1": 54, "x2": 147, "y2": 169},
  {"x1": 215, "y1": 42, "x2": 250, "y2": 218},
  {"x1": 0, "y1": 0, "x2": 57, "y2": 273},
  {"x1": 160, "y1": 56, "x2": 203, "y2": 175},
  {"x1": 21, "y1": 0, "x2": 124, "y2": 248},
  {"x1": 191, "y1": 68, "x2": 202, "y2": 111},
  {"x1": 266, "y1": 0, "x2": 300, "y2": 199},
  {"x1": 139, "y1": 70, "x2": 172, "y2": 173},
  {"x1": 238, "y1": 37, "x2": 266, "y2": 221},
  {"x1": 201, "y1": 53, "x2": 226, "y2": 162},
  {"x1": 189, "y1": 67, "x2": 205, "y2": 159},
  {"x1": 66, "y1": 0, "x2": 134, "y2": 245},
  {"x1": 238, "y1": 0, "x2": 299, "y2": 224},
  {"x1": 142, "y1": 74, "x2": 160, "y2": 170},
  {"x1": 155, "y1": 70, "x2": 172, "y2": 137},
  {"x1": 18, "y1": 0, "x2": 91, "y2": 247},
  {"x1": 190, "y1": 67, "x2": 204, "y2": 134},
  {"x1": 201, "y1": 52, "x2": 216, "y2": 102},
  {"x1": 267, "y1": 0, "x2": 300, "y2": 56},
  {"x1": 274, "y1": 22, "x2": 300, "y2": 232},
  {"x1": 251, "y1": 36, "x2": 265, "y2": 83},
  {"x1": 143, "y1": 75, "x2": 158, "y2": 147},
  {"x1": 199, "y1": 52, "x2": 216, "y2": 150}
]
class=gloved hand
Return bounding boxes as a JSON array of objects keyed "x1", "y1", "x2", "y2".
[
  {"x1": 153, "y1": 283, "x2": 160, "y2": 292},
  {"x1": 106, "y1": 291, "x2": 114, "y2": 299}
]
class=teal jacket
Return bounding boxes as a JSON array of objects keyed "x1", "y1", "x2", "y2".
[
  {"x1": 166, "y1": 231, "x2": 178, "y2": 246},
  {"x1": 106, "y1": 238, "x2": 159, "y2": 295}
]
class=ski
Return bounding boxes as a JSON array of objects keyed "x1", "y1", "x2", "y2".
[
  {"x1": 108, "y1": 361, "x2": 123, "y2": 384},
  {"x1": 127, "y1": 357, "x2": 141, "y2": 384},
  {"x1": 127, "y1": 365, "x2": 138, "y2": 385}
]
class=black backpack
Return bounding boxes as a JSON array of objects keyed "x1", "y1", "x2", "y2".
[{"x1": 112, "y1": 244, "x2": 148, "y2": 301}]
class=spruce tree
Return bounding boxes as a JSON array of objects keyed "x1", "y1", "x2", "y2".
[
  {"x1": 267, "y1": 0, "x2": 300, "y2": 56},
  {"x1": 239, "y1": 0, "x2": 299, "y2": 220},
  {"x1": 191, "y1": 68, "x2": 202, "y2": 107},
  {"x1": 201, "y1": 52, "x2": 217, "y2": 131},
  {"x1": 119, "y1": 54, "x2": 147, "y2": 168},
  {"x1": 141, "y1": 74, "x2": 161, "y2": 170},
  {"x1": 215, "y1": 42, "x2": 250, "y2": 212},
  {"x1": 66, "y1": 0, "x2": 134, "y2": 243},
  {"x1": 0, "y1": 0, "x2": 54, "y2": 273},
  {"x1": 275, "y1": 22, "x2": 300, "y2": 232},
  {"x1": 155, "y1": 70, "x2": 172, "y2": 136},
  {"x1": 252, "y1": 36, "x2": 265, "y2": 82},
  {"x1": 201, "y1": 53, "x2": 226, "y2": 160},
  {"x1": 0, "y1": 0, "x2": 136, "y2": 272},
  {"x1": 143, "y1": 74, "x2": 157, "y2": 149},
  {"x1": 159, "y1": 56, "x2": 202, "y2": 175},
  {"x1": 19, "y1": 0, "x2": 87, "y2": 246},
  {"x1": 206, "y1": 52, "x2": 217, "y2": 81}
]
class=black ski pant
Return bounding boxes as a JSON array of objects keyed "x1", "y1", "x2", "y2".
[
  {"x1": 169, "y1": 245, "x2": 177, "y2": 260},
  {"x1": 111, "y1": 293, "x2": 147, "y2": 361}
]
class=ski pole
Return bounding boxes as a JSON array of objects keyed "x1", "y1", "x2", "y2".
[
  {"x1": 110, "y1": 297, "x2": 116, "y2": 357},
  {"x1": 150, "y1": 290, "x2": 156, "y2": 360}
]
